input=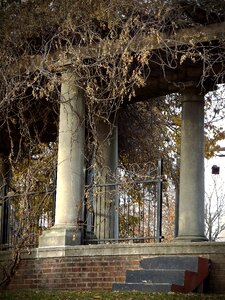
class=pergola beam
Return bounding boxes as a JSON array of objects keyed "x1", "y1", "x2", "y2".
[{"x1": 15, "y1": 21, "x2": 225, "y2": 73}]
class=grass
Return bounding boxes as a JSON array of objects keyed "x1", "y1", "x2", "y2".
[{"x1": 0, "y1": 291, "x2": 225, "y2": 300}]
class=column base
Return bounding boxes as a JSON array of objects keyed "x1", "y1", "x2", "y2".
[
  {"x1": 175, "y1": 235, "x2": 208, "y2": 242},
  {"x1": 39, "y1": 225, "x2": 82, "y2": 247}
]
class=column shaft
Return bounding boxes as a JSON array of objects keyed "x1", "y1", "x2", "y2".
[
  {"x1": 177, "y1": 87, "x2": 207, "y2": 241},
  {"x1": 94, "y1": 120, "x2": 118, "y2": 240},
  {"x1": 96, "y1": 121, "x2": 118, "y2": 177},
  {"x1": 54, "y1": 73, "x2": 85, "y2": 226},
  {"x1": 39, "y1": 71, "x2": 85, "y2": 247}
]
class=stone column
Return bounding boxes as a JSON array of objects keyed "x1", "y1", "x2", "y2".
[
  {"x1": 94, "y1": 120, "x2": 118, "y2": 240},
  {"x1": 39, "y1": 71, "x2": 85, "y2": 247},
  {"x1": 176, "y1": 86, "x2": 207, "y2": 242},
  {"x1": 96, "y1": 120, "x2": 118, "y2": 178}
]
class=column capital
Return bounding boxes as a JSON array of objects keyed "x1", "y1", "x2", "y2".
[{"x1": 180, "y1": 84, "x2": 205, "y2": 103}]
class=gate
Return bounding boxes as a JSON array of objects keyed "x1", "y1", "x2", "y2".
[{"x1": 83, "y1": 159, "x2": 164, "y2": 244}]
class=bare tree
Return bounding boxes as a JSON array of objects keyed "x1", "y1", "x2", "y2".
[{"x1": 205, "y1": 175, "x2": 225, "y2": 241}]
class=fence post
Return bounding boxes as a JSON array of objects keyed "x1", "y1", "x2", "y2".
[
  {"x1": 157, "y1": 159, "x2": 163, "y2": 242},
  {"x1": 114, "y1": 184, "x2": 119, "y2": 241}
]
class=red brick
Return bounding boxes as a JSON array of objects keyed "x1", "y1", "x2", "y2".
[
  {"x1": 71, "y1": 267, "x2": 82, "y2": 272},
  {"x1": 5, "y1": 253, "x2": 222, "y2": 293},
  {"x1": 41, "y1": 268, "x2": 51, "y2": 273}
]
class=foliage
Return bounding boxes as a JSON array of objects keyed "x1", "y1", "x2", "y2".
[
  {"x1": 0, "y1": 1, "x2": 224, "y2": 199},
  {"x1": 5, "y1": 143, "x2": 57, "y2": 247},
  {"x1": 0, "y1": 0, "x2": 225, "y2": 163}
]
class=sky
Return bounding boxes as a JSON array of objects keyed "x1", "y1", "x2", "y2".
[
  {"x1": 203, "y1": 84, "x2": 225, "y2": 240},
  {"x1": 205, "y1": 135, "x2": 225, "y2": 240}
]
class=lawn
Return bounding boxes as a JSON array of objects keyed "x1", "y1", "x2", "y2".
[{"x1": 0, "y1": 291, "x2": 225, "y2": 300}]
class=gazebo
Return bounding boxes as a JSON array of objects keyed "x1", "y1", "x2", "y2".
[{"x1": 1, "y1": 0, "x2": 225, "y2": 293}]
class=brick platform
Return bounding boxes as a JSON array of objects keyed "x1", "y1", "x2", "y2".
[
  {"x1": 6, "y1": 256, "x2": 140, "y2": 290},
  {"x1": 1, "y1": 242, "x2": 225, "y2": 293}
]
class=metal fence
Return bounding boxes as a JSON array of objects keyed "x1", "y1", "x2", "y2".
[
  {"x1": 0, "y1": 187, "x2": 55, "y2": 249},
  {"x1": 83, "y1": 159, "x2": 164, "y2": 244},
  {"x1": 0, "y1": 159, "x2": 164, "y2": 249}
]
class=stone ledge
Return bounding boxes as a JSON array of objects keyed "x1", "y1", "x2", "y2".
[
  {"x1": 0, "y1": 242, "x2": 223, "y2": 260},
  {"x1": 1, "y1": 242, "x2": 225, "y2": 260}
]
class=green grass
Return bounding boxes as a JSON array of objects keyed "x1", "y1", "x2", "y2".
[{"x1": 0, "y1": 291, "x2": 225, "y2": 300}]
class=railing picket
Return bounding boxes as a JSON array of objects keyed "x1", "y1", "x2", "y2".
[
  {"x1": 0, "y1": 160, "x2": 165, "y2": 249},
  {"x1": 157, "y1": 159, "x2": 163, "y2": 243},
  {"x1": 83, "y1": 159, "x2": 164, "y2": 244},
  {"x1": 0, "y1": 189, "x2": 56, "y2": 250}
]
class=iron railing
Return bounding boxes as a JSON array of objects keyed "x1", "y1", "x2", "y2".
[
  {"x1": 0, "y1": 188, "x2": 55, "y2": 249},
  {"x1": 84, "y1": 159, "x2": 164, "y2": 244},
  {"x1": 0, "y1": 159, "x2": 164, "y2": 249}
]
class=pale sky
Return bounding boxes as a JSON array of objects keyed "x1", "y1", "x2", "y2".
[{"x1": 205, "y1": 140, "x2": 225, "y2": 240}]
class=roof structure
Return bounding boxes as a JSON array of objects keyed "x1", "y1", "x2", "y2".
[{"x1": 1, "y1": 0, "x2": 225, "y2": 155}]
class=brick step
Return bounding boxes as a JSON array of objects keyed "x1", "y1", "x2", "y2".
[
  {"x1": 112, "y1": 282, "x2": 172, "y2": 292},
  {"x1": 126, "y1": 269, "x2": 185, "y2": 285},
  {"x1": 140, "y1": 256, "x2": 199, "y2": 272}
]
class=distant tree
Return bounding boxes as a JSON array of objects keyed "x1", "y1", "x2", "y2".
[{"x1": 205, "y1": 175, "x2": 225, "y2": 241}]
